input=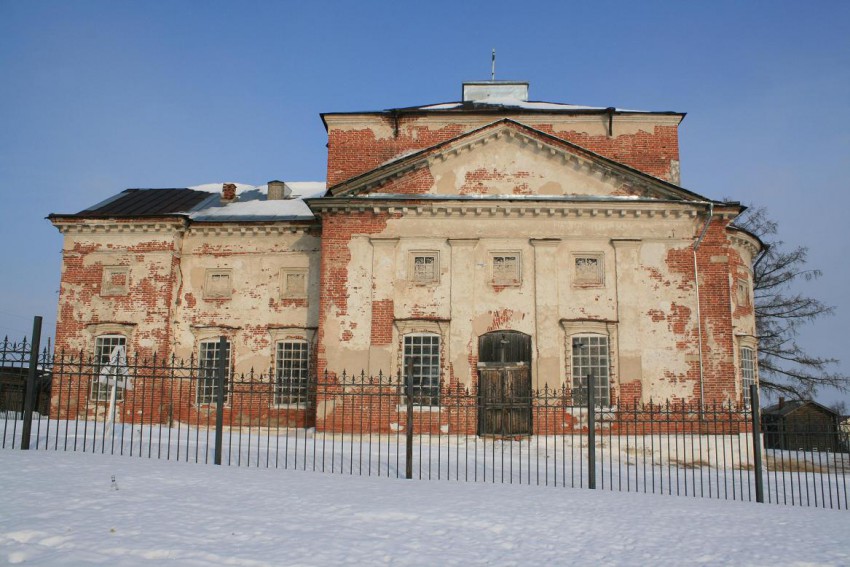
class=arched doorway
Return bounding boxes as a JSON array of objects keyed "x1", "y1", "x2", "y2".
[{"x1": 477, "y1": 331, "x2": 532, "y2": 436}]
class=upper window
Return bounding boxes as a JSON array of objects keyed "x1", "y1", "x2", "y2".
[
  {"x1": 491, "y1": 252, "x2": 521, "y2": 286},
  {"x1": 90, "y1": 335, "x2": 127, "y2": 402},
  {"x1": 736, "y1": 279, "x2": 751, "y2": 307},
  {"x1": 740, "y1": 346, "x2": 756, "y2": 407},
  {"x1": 204, "y1": 269, "x2": 232, "y2": 299},
  {"x1": 573, "y1": 254, "x2": 604, "y2": 287},
  {"x1": 280, "y1": 268, "x2": 308, "y2": 298},
  {"x1": 409, "y1": 252, "x2": 439, "y2": 284},
  {"x1": 101, "y1": 266, "x2": 129, "y2": 296},
  {"x1": 403, "y1": 334, "x2": 441, "y2": 406},
  {"x1": 275, "y1": 340, "x2": 310, "y2": 405},
  {"x1": 197, "y1": 339, "x2": 231, "y2": 404},
  {"x1": 571, "y1": 335, "x2": 610, "y2": 406}
]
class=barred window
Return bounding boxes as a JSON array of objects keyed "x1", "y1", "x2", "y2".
[
  {"x1": 741, "y1": 347, "x2": 756, "y2": 407},
  {"x1": 403, "y1": 334, "x2": 441, "y2": 406},
  {"x1": 198, "y1": 339, "x2": 231, "y2": 404},
  {"x1": 90, "y1": 335, "x2": 127, "y2": 402},
  {"x1": 571, "y1": 335, "x2": 610, "y2": 406},
  {"x1": 275, "y1": 341, "x2": 310, "y2": 405}
]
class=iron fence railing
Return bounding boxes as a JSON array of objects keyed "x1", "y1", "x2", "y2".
[{"x1": 2, "y1": 323, "x2": 849, "y2": 511}]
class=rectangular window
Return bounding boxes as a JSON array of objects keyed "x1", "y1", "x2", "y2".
[
  {"x1": 197, "y1": 339, "x2": 231, "y2": 404},
  {"x1": 409, "y1": 252, "x2": 439, "y2": 284},
  {"x1": 736, "y1": 279, "x2": 751, "y2": 307},
  {"x1": 574, "y1": 254, "x2": 604, "y2": 286},
  {"x1": 403, "y1": 334, "x2": 441, "y2": 406},
  {"x1": 101, "y1": 266, "x2": 129, "y2": 296},
  {"x1": 571, "y1": 336, "x2": 610, "y2": 406},
  {"x1": 741, "y1": 347, "x2": 756, "y2": 407},
  {"x1": 90, "y1": 335, "x2": 127, "y2": 402},
  {"x1": 275, "y1": 341, "x2": 310, "y2": 405},
  {"x1": 281, "y1": 268, "x2": 308, "y2": 298},
  {"x1": 491, "y1": 253, "x2": 520, "y2": 285},
  {"x1": 204, "y1": 269, "x2": 232, "y2": 299}
]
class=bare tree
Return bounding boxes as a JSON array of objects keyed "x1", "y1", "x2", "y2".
[{"x1": 735, "y1": 206, "x2": 847, "y2": 399}]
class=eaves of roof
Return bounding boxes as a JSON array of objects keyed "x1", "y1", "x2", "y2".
[{"x1": 321, "y1": 102, "x2": 686, "y2": 131}]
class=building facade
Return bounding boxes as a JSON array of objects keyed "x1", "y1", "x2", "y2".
[{"x1": 49, "y1": 82, "x2": 761, "y2": 429}]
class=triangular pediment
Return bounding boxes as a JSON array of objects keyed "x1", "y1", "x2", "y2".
[{"x1": 328, "y1": 119, "x2": 709, "y2": 202}]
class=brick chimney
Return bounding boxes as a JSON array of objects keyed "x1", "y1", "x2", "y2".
[
  {"x1": 778, "y1": 397, "x2": 785, "y2": 409},
  {"x1": 221, "y1": 183, "x2": 237, "y2": 204}
]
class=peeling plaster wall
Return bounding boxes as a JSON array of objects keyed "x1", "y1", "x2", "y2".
[
  {"x1": 173, "y1": 226, "x2": 321, "y2": 372},
  {"x1": 317, "y1": 204, "x2": 749, "y2": 405},
  {"x1": 53, "y1": 221, "x2": 321, "y2": 377},
  {"x1": 53, "y1": 221, "x2": 184, "y2": 357},
  {"x1": 326, "y1": 113, "x2": 681, "y2": 187}
]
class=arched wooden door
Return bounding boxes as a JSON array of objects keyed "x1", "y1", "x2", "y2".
[{"x1": 477, "y1": 331, "x2": 532, "y2": 436}]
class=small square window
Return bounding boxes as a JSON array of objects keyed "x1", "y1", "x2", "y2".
[
  {"x1": 204, "y1": 269, "x2": 232, "y2": 299},
  {"x1": 101, "y1": 266, "x2": 129, "y2": 296},
  {"x1": 491, "y1": 253, "x2": 521, "y2": 286},
  {"x1": 281, "y1": 268, "x2": 308, "y2": 298},
  {"x1": 573, "y1": 254, "x2": 604, "y2": 287},
  {"x1": 409, "y1": 252, "x2": 439, "y2": 284}
]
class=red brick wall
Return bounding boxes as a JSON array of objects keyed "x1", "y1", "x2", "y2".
[
  {"x1": 327, "y1": 115, "x2": 680, "y2": 187},
  {"x1": 316, "y1": 210, "x2": 397, "y2": 376},
  {"x1": 54, "y1": 229, "x2": 179, "y2": 359}
]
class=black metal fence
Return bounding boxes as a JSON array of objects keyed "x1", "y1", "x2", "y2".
[{"x1": 2, "y1": 322, "x2": 849, "y2": 511}]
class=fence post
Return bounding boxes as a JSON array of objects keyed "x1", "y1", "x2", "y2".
[
  {"x1": 20, "y1": 316, "x2": 43, "y2": 451},
  {"x1": 214, "y1": 336, "x2": 226, "y2": 465},
  {"x1": 587, "y1": 373, "x2": 596, "y2": 489},
  {"x1": 750, "y1": 384, "x2": 764, "y2": 503},
  {"x1": 405, "y1": 357, "x2": 414, "y2": 480}
]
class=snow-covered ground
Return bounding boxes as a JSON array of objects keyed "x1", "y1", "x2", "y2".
[
  {"x1": 1, "y1": 450, "x2": 848, "y2": 566},
  {"x1": 7, "y1": 416, "x2": 849, "y2": 511}
]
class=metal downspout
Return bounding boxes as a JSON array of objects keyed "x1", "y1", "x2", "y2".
[{"x1": 693, "y1": 203, "x2": 714, "y2": 418}]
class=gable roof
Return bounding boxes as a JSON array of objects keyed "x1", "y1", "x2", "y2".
[
  {"x1": 762, "y1": 399, "x2": 840, "y2": 418},
  {"x1": 327, "y1": 119, "x2": 713, "y2": 202}
]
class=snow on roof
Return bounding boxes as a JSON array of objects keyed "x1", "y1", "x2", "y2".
[
  {"x1": 413, "y1": 98, "x2": 650, "y2": 113},
  {"x1": 188, "y1": 181, "x2": 327, "y2": 221}
]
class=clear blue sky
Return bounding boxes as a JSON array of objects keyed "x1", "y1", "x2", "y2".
[{"x1": 2, "y1": 1, "x2": 848, "y2": 404}]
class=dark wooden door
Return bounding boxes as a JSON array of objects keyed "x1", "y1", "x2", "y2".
[{"x1": 478, "y1": 331, "x2": 532, "y2": 436}]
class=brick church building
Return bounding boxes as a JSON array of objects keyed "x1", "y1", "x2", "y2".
[{"x1": 48, "y1": 81, "x2": 761, "y2": 430}]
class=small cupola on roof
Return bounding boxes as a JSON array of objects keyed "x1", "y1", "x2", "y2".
[
  {"x1": 267, "y1": 180, "x2": 292, "y2": 200},
  {"x1": 462, "y1": 81, "x2": 529, "y2": 103}
]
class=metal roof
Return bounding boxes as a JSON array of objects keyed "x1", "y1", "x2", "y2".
[{"x1": 75, "y1": 188, "x2": 214, "y2": 217}]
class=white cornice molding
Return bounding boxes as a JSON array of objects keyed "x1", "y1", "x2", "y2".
[
  {"x1": 53, "y1": 219, "x2": 187, "y2": 235},
  {"x1": 311, "y1": 200, "x2": 737, "y2": 221},
  {"x1": 186, "y1": 224, "x2": 319, "y2": 237},
  {"x1": 729, "y1": 232, "x2": 762, "y2": 257}
]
